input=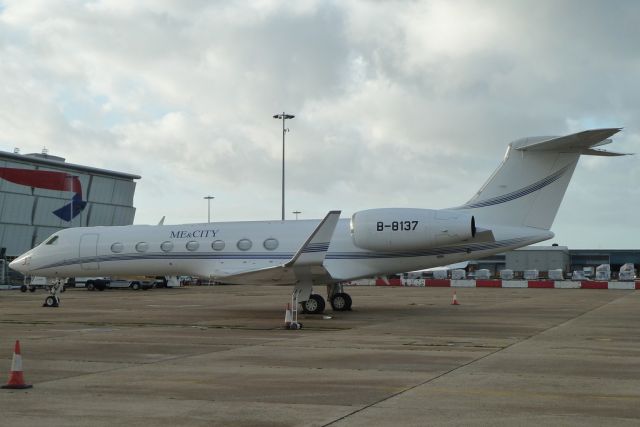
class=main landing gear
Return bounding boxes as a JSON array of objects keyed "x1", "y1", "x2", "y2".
[
  {"x1": 301, "y1": 294, "x2": 325, "y2": 314},
  {"x1": 299, "y1": 283, "x2": 352, "y2": 315}
]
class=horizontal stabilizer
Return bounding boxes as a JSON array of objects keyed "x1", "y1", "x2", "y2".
[
  {"x1": 580, "y1": 148, "x2": 631, "y2": 156},
  {"x1": 515, "y1": 128, "x2": 627, "y2": 154}
]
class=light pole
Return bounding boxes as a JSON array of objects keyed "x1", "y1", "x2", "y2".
[
  {"x1": 204, "y1": 196, "x2": 214, "y2": 223},
  {"x1": 292, "y1": 210, "x2": 301, "y2": 220},
  {"x1": 273, "y1": 112, "x2": 295, "y2": 220}
]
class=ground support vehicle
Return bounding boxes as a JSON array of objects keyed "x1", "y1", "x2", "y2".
[
  {"x1": 20, "y1": 276, "x2": 67, "y2": 293},
  {"x1": 84, "y1": 278, "x2": 152, "y2": 291}
]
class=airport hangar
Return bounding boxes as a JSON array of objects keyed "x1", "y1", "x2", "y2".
[{"x1": 0, "y1": 148, "x2": 140, "y2": 275}]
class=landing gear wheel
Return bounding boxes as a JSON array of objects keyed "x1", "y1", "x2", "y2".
[
  {"x1": 301, "y1": 294, "x2": 326, "y2": 314},
  {"x1": 43, "y1": 296, "x2": 59, "y2": 308},
  {"x1": 330, "y1": 293, "x2": 352, "y2": 311}
]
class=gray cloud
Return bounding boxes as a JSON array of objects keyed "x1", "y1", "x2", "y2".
[{"x1": 0, "y1": 0, "x2": 637, "y2": 246}]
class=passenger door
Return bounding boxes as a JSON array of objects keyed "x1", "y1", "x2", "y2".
[{"x1": 79, "y1": 233, "x2": 100, "y2": 271}]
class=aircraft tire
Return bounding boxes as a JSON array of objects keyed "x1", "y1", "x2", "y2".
[
  {"x1": 344, "y1": 293, "x2": 352, "y2": 310},
  {"x1": 302, "y1": 294, "x2": 325, "y2": 314},
  {"x1": 331, "y1": 293, "x2": 352, "y2": 311},
  {"x1": 44, "y1": 296, "x2": 57, "y2": 307}
]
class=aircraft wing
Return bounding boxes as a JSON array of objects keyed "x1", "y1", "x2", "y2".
[
  {"x1": 516, "y1": 128, "x2": 630, "y2": 156},
  {"x1": 212, "y1": 210, "x2": 341, "y2": 285}
]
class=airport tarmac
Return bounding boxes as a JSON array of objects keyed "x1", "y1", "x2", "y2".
[{"x1": 0, "y1": 285, "x2": 639, "y2": 426}]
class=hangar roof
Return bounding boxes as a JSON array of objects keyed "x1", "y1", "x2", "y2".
[{"x1": 0, "y1": 150, "x2": 141, "y2": 180}]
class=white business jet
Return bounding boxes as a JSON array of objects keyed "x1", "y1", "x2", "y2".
[{"x1": 10, "y1": 128, "x2": 628, "y2": 311}]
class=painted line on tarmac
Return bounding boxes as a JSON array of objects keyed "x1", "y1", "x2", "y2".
[{"x1": 321, "y1": 291, "x2": 634, "y2": 427}]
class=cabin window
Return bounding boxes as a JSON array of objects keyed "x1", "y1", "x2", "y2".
[
  {"x1": 110, "y1": 242, "x2": 124, "y2": 253},
  {"x1": 160, "y1": 241, "x2": 174, "y2": 252},
  {"x1": 135, "y1": 242, "x2": 149, "y2": 253},
  {"x1": 186, "y1": 241, "x2": 200, "y2": 251},
  {"x1": 263, "y1": 238, "x2": 279, "y2": 251},
  {"x1": 211, "y1": 240, "x2": 225, "y2": 251},
  {"x1": 45, "y1": 235, "x2": 59, "y2": 245},
  {"x1": 237, "y1": 238, "x2": 252, "y2": 251}
]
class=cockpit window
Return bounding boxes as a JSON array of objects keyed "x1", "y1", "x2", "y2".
[{"x1": 45, "y1": 235, "x2": 59, "y2": 245}]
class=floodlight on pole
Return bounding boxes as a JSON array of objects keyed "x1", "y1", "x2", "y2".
[
  {"x1": 273, "y1": 112, "x2": 295, "y2": 220},
  {"x1": 292, "y1": 210, "x2": 301, "y2": 220},
  {"x1": 204, "y1": 196, "x2": 215, "y2": 223}
]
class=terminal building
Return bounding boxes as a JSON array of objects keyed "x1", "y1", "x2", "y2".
[{"x1": 0, "y1": 148, "x2": 140, "y2": 260}]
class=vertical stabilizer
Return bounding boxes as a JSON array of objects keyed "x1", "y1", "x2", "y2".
[{"x1": 454, "y1": 128, "x2": 623, "y2": 230}]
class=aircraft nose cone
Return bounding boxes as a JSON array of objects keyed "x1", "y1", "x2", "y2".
[
  {"x1": 9, "y1": 255, "x2": 29, "y2": 273},
  {"x1": 8, "y1": 258, "x2": 20, "y2": 272}
]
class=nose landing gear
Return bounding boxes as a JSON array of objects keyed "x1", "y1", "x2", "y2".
[
  {"x1": 43, "y1": 295, "x2": 60, "y2": 307},
  {"x1": 42, "y1": 278, "x2": 64, "y2": 308}
]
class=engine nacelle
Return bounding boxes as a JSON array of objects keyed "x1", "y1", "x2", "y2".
[{"x1": 350, "y1": 208, "x2": 476, "y2": 251}]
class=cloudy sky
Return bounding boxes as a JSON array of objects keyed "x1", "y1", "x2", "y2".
[{"x1": 0, "y1": 0, "x2": 638, "y2": 248}]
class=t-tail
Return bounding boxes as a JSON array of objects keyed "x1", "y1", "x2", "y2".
[{"x1": 454, "y1": 128, "x2": 627, "y2": 230}]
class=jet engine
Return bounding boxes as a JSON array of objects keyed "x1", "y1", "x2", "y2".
[{"x1": 350, "y1": 208, "x2": 476, "y2": 251}]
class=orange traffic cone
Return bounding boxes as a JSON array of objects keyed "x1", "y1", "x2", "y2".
[
  {"x1": 451, "y1": 291, "x2": 460, "y2": 306},
  {"x1": 2, "y1": 340, "x2": 32, "y2": 389}
]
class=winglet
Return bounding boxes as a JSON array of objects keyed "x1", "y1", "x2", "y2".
[
  {"x1": 285, "y1": 210, "x2": 341, "y2": 267},
  {"x1": 158, "y1": 216, "x2": 166, "y2": 226}
]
